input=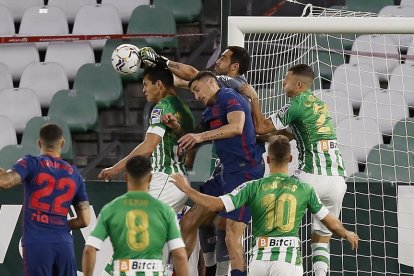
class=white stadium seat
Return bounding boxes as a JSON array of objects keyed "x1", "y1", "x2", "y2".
[
  {"x1": 45, "y1": 42, "x2": 95, "y2": 81},
  {"x1": 349, "y1": 34, "x2": 400, "y2": 81},
  {"x1": 315, "y1": 89, "x2": 353, "y2": 126},
  {"x1": 0, "y1": 115, "x2": 17, "y2": 150},
  {"x1": 0, "y1": 0, "x2": 42, "y2": 22},
  {"x1": 48, "y1": 0, "x2": 96, "y2": 23},
  {"x1": 388, "y1": 64, "x2": 414, "y2": 107},
  {"x1": 401, "y1": 0, "x2": 414, "y2": 8},
  {"x1": 102, "y1": 0, "x2": 149, "y2": 23},
  {"x1": 0, "y1": 6, "x2": 15, "y2": 35},
  {"x1": 337, "y1": 145, "x2": 359, "y2": 176},
  {"x1": 19, "y1": 62, "x2": 69, "y2": 108},
  {"x1": 73, "y1": 4, "x2": 122, "y2": 49},
  {"x1": 0, "y1": 63, "x2": 13, "y2": 91},
  {"x1": 360, "y1": 89, "x2": 408, "y2": 135},
  {"x1": 0, "y1": 88, "x2": 41, "y2": 132},
  {"x1": 0, "y1": 44, "x2": 39, "y2": 81},
  {"x1": 330, "y1": 63, "x2": 380, "y2": 108},
  {"x1": 404, "y1": 39, "x2": 414, "y2": 65}
]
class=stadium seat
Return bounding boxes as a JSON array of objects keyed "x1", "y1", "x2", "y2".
[
  {"x1": 359, "y1": 89, "x2": 409, "y2": 135},
  {"x1": 45, "y1": 42, "x2": 95, "y2": 81},
  {"x1": 405, "y1": 39, "x2": 414, "y2": 64},
  {"x1": 187, "y1": 143, "x2": 213, "y2": 183},
  {"x1": 0, "y1": 63, "x2": 13, "y2": 91},
  {"x1": 19, "y1": 62, "x2": 69, "y2": 108},
  {"x1": 388, "y1": 64, "x2": 414, "y2": 107},
  {"x1": 73, "y1": 63, "x2": 123, "y2": 109},
  {"x1": 0, "y1": 144, "x2": 38, "y2": 170},
  {"x1": 349, "y1": 35, "x2": 400, "y2": 81},
  {"x1": 366, "y1": 144, "x2": 414, "y2": 183},
  {"x1": 330, "y1": 63, "x2": 380, "y2": 108},
  {"x1": 313, "y1": 50, "x2": 346, "y2": 81},
  {"x1": 401, "y1": 0, "x2": 414, "y2": 7},
  {"x1": 154, "y1": 0, "x2": 202, "y2": 24},
  {"x1": 48, "y1": 89, "x2": 98, "y2": 133},
  {"x1": 392, "y1": 119, "x2": 414, "y2": 152},
  {"x1": 127, "y1": 4, "x2": 178, "y2": 50},
  {"x1": 378, "y1": 5, "x2": 414, "y2": 50},
  {"x1": 48, "y1": 0, "x2": 96, "y2": 23},
  {"x1": 346, "y1": 171, "x2": 370, "y2": 182},
  {"x1": 0, "y1": 44, "x2": 39, "y2": 81},
  {"x1": 338, "y1": 145, "x2": 359, "y2": 176},
  {"x1": 101, "y1": 38, "x2": 147, "y2": 81},
  {"x1": 0, "y1": 88, "x2": 41, "y2": 132},
  {"x1": 73, "y1": 4, "x2": 122, "y2": 49},
  {"x1": 315, "y1": 89, "x2": 353, "y2": 126},
  {"x1": 0, "y1": 115, "x2": 17, "y2": 150},
  {"x1": 0, "y1": 6, "x2": 15, "y2": 35},
  {"x1": 316, "y1": 33, "x2": 355, "y2": 52},
  {"x1": 336, "y1": 116, "x2": 383, "y2": 163},
  {"x1": 102, "y1": 0, "x2": 149, "y2": 23},
  {"x1": 0, "y1": 0, "x2": 42, "y2": 22},
  {"x1": 21, "y1": 116, "x2": 73, "y2": 160},
  {"x1": 345, "y1": 0, "x2": 394, "y2": 13}
]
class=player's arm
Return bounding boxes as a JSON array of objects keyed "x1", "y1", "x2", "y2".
[
  {"x1": 98, "y1": 133, "x2": 161, "y2": 180},
  {"x1": 173, "y1": 75, "x2": 190, "y2": 89},
  {"x1": 172, "y1": 247, "x2": 189, "y2": 276},
  {"x1": 82, "y1": 245, "x2": 97, "y2": 276},
  {"x1": 320, "y1": 213, "x2": 359, "y2": 250},
  {"x1": 178, "y1": 111, "x2": 244, "y2": 150},
  {"x1": 0, "y1": 170, "x2": 22, "y2": 189},
  {"x1": 68, "y1": 201, "x2": 90, "y2": 229},
  {"x1": 170, "y1": 173, "x2": 225, "y2": 212}
]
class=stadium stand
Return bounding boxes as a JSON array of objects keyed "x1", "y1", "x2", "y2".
[
  {"x1": 102, "y1": 0, "x2": 149, "y2": 23},
  {"x1": 0, "y1": 44, "x2": 39, "y2": 81},
  {"x1": 345, "y1": 0, "x2": 394, "y2": 13},
  {"x1": 0, "y1": 0, "x2": 42, "y2": 22},
  {"x1": 0, "y1": 144, "x2": 38, "y2": 169},
  {"x1": 388, "y1": 63, "x2": 414, "y2": 107},
  {"x1": 392, "y1": 118, "x2": 414, "y2": 152},
  {"x1": 316, "y1": 89, "x2": 353, "y2": 125},
  {"x1": 154, "y1": 0, "x2": 202, "y2": 24},
  {"x1": 0, "y1": 6, "x2": 15, "y2": 35},
  {"x1": 187, "y1": 143, "x2": 214, "y2": 183},
  {"x1": 0, "y1": 115, "x2": 17, "y2": 150},
  {"x1": 48, "y1": 0, "x2": 96, "y2": 23},
  {"x1": 0, "y1": 63, "x2": 13, "y2": 91}
]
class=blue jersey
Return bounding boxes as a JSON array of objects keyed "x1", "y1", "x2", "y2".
[
  {"x1": 12, "y1": 155, "x2": 88, "y2": 246},
  {"x1": 202, "y1": 87, "x2": 263, "y2": 173}
]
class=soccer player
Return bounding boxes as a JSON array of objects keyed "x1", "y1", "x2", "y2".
[
  {"x1": 0, "y1": 123, "x2": 90, "y2": 276},
  {"x1": 240, "y1": 64, "x2": 348, "y2": 276},
  {"x1": 171, "y1": 135, "x2": 359, "y2": 276},
  {"x1": 98, "y1": 67, "x2": 195, "y2": 213},
  {"x1": 83, "y1": 155, "x2": 189, "y2": 276}
]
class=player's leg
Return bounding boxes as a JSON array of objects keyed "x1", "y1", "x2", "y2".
[
  {"x1": 267, "y1": 260, "x2": 303, "y2": 276},
  {"x1": 215, "y1": 217, "x2": 230, "y2": 276},
  {"x1": 247, "y1": 260, "x2": 269, "y2": 276},
  {"x1": 23, "y1": 244, "x2": 55, "y2": 276},
  {"x1": 199, "y1": 219, "x2": 218, "y2": 276},
  {"x1": 54, "y1": 243, "x2": 77, "y2": 276},
  {"x1": 225, "y1": 218, "x2": 248, "y2": 275}
]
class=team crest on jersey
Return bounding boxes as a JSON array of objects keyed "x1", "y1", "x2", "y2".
[
  {"x1": 277, "y1": 103, "x2": 291, "y2": 119},
  {"x1": 151, "y1": 108, "x2": 162, "y2": 124},
  {"x1": 230, "y1": 182, "x2": 248, "y2": 196}
]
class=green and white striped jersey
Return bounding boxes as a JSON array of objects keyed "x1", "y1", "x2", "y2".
[
  {"x1": 147, "y1": 95, "x2": 195, "y2": 175},
  {"x1": 269, "y1": 90, "x2": 346, "y2": 176},
  {"x1": 220, "y1": 173, "x2": 329, "y2": 265}
]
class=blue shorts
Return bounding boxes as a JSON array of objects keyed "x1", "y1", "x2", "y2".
[
  {"x1": 199, "y1": 172, "x2": 224, "y2": 197},
  {"x1": 23, "y1": 243, "x2": 77, "y2": 276},
  {"x1": 219, "y1": 163, "x2": 264, "y2": 224}
]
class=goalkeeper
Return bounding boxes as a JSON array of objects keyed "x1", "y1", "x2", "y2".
[
  {"x1": 240, "y1": 64, "x2": 348, "y2": 276},
  {"x1": 170, "y1": 135, "x2": 359, "y2": 276}
]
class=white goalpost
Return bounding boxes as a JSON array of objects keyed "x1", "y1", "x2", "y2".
[{"x1": 229, "y1": 8, "x2": 414, "y2": 276}]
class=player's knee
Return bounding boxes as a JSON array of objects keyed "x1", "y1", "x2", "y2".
[{"x1": 180, "y1": 215, "x2": 199, "y2": 235}]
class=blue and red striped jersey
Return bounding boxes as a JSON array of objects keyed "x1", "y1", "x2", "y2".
[{"x1": 12, "y1": 154, "x2": 88, "y2": 246}]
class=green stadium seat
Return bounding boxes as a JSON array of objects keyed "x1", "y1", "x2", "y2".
[
  {"x1": 21, "y1": 116, "x2": 73, "y2": 160},
  {"x1": 392, "y1": 119, "x2": 414, "y2": 152},
  {"x1": 127, "y1": 5, "x2": 178, "y2": 50},
  {"x1": 188, "y1": 143, "x2": 213, "y2": 183},
  {"x1": 0, "y1": 144, "x2": 38, "y2": 170},
  {"x1": 48, "y1": 89, "x2": 98, "y2": 133},
  {"x1": 316, "y1": 33, "x2": 355, "y2": 51},
  {"x1": 313, "y1": 50, "x2": 346, "y2": 81},
  {"x1": 101, "y1": 38, "x2": 147, "y2": 81},
  {"x1": 347, "y1": 172, "x2": 370, "y2": 182},
  {"x1": 366, "y1": 144, "x2": 414, "y2": 183},
  {"x1": 154, "y1": 0, "x2": 202, "y2": 24},
  {"x1": 345, "y1": 0, "x2": 394, "y2": 13},
  {"x1": 73, "y1": 63, "x2": 123, "y2": 109}
]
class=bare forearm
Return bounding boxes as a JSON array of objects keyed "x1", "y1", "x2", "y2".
[
  {"x1": 186, "y1": 188, "x2": 223, "y2": 212},
  {"x1": 200, "y1": 124, "x2": 242, "y2": 142},
  {"x1": 173, "y1": 255, "x2": 189, "y2": 276},
  {"x1": 82, "y1": 246, "x2": 96, "y2": 276},
  {"x1": 68, "y1": 217, "x2": 86, "y2": 230},
  {"x1": 322, "y1": 214, "x2": 347, "y2": 238},
  {"x1": 0, "y1": 171, "x2": 21, "y2": 189},
  {"x1": 113, "y1": 143, "x2": 154, "y2": 171},
  {"x1": 168, "y1": 61, "x2": 199, "y2": 81},
  {"x1": 250, "y1": 98, "x2": 274, "y2": 135}
]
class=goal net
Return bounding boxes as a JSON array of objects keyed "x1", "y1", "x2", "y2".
[{"x1": 230, "y1": 3, "x2": 414, "y2": 275}]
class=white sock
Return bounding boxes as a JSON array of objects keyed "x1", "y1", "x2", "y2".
[
  {"x1": 311, "y1": 242, "x2": 329, "y2": 276},
  {"x1": 216, "y1": 260, "x2": 230, "y2": 276}
]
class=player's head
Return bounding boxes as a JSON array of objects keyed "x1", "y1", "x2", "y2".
[
  {"x1": 267, "y1": 135, "x2": 292, "y2": 166},
  {"x1": 125, "y1": 155, "x2": 152, "y2": 190},
  {"x1": 215, "y1": 46, "x2": 250, "y2": 77},
  {"x1": 38, "y1": 123, "x2": 65, "y2": 153},
  {"x1": 143, "y1": 67, "x2": 174, "y2": 103},
  {"x1": 283, "y1": 64, "x2": 314, "y2": 97},
  {"x1": 189, "y1": 71, "x2": 220, "y2": 106}
]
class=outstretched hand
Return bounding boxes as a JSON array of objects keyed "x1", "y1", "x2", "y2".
[
  {"x1": 98, "y1": 166, "x2": 121, "y2": 182},
  {"x1": 162, "y1": 113, "x2": 179, "y2": 130},
  {"x1": 139, "y1": 47, "x2": 169, "y2": 69},
  {"x1": 345, "y1": 231, "x2": 359, "y2": 250},
  {"x1": 239, "y1": 84, "x2": 259, "y2": 100},
  {"x1": 170, "y1": 173, "x2": 191, "y2": 193},
  {"x1": 178, "y1": 133, "x2": 203, "y2": 150}
]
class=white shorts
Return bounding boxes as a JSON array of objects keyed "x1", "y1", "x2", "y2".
[
  {"x1": 248, "y1": 260, "x2": 303, "y2": 276},
  {"x1": 149, "y1": 172, "x2": 188, "y2": 213},
  {"x1": 296, "y1": 170, "x2": 347, "y2": 235}
]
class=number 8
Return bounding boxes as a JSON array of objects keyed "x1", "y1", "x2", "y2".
[{"x1": 126, "y1": 210, "x2": 150, "y2": 251}]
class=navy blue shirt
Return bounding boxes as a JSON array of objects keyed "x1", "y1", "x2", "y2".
[
  {"x1": 202, "y1": 87, "x2": 263, "y2": 173},
  {"x1": 13, "y1": 155, "x2": 88, "y2": 246}
]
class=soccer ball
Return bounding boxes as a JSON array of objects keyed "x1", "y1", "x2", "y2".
[{"x1": 111, "y1": 44, "x2": 141, "y2": 74}]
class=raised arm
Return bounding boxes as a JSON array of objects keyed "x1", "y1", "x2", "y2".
[{"x1": 0, "y1": 170, "x2": 22, "y2": 189}]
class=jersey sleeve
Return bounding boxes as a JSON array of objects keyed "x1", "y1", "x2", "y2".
[
  {"x1": 268, "y1": 100, "x2": 300, "y2": 130},
  {"x1": 12, "y1": 155, "x2": 38, "y2": 183},
  {"x1": 216, "y1": 75, "x2": 245, "y2": 92},
  {"x1": 165, "y1": 206, "x2": 185, "y2": 251},
  {"x1": 72, "y1": 167, "x2": 89, "y2": 204},
  {"x1": 146, "y1": 102, "x2": 168, "y2": 137},
  {"x1": 219, "y1": 181, "x2": 253, "y2": 212},
  {"x1": 86, "y1": 207, "x2": 109, "y2": 250},
  {"x1": 219, "y1": 90, "x2": 245, "y2": 115},
  {"x1": 307, "y1": 187, "x2": 329, "y2": 220}
]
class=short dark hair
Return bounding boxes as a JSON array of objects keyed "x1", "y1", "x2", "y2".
[
  {"x1": 288, "y1": 64, "x2": 315, "y2": 79},
  {"x1": 39, "y1": 124, "x2": 63, "y2": 148},
  {"x1": 188, "y1": 70, "x2": 218, "y2": 88},
  {"x1": 226, "y1": 46, "x2": 250, "y2": 75},
  {"x1": 268, "y1": 135, "x2": 291, "y2": 164},
  {"x1": 143, "y1": 67, "x2": 174, "y2": 89},
  {"x1": 125, "y1": 156, "x2": 152, "y2": 180}
]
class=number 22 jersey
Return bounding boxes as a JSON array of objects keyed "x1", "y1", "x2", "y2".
[{"x1": 12, "y1": 154, "x2": 88, "y2": 246}]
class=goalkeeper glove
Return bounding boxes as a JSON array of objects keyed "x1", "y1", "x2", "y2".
[{"x1": 139, "y1": 47, "x2": 169, "y2": 69}]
